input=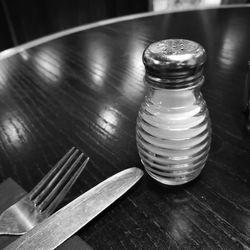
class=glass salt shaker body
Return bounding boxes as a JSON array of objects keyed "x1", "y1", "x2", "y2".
[{"x1": 136, "y1": 39, "x2": 211, "y2": 185}]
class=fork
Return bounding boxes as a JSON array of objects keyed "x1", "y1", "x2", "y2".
[{"x1": 0, "y1": 147, "x2": 89, "y2": 235}]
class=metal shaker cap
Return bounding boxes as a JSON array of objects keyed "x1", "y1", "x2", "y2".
[{"x1": 143, "y1": 39, "x2": 206, "y2": 88}]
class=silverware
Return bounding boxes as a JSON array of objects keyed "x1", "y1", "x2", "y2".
[
  {"x1": 0, "y1": 147, "x2": 89, "y2": 235},
  {"x1": 4, "y1": 167, "x2": 144, "y2": 250}
]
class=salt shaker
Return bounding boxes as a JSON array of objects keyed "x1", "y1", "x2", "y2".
[{"x1": 136, "y1": 39, "x2": 211, "y2": 185}]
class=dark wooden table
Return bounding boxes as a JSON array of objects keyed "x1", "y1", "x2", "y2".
[{"x1": 1, "y1": 5, "x2": 250, "y2": 249}]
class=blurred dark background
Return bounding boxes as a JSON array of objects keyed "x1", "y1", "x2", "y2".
[{"x1": 0, "y1": 0, "x2": 249, "y2": 52}]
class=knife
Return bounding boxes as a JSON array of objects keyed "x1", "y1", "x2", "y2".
[{"x1": 4, "y1": 167, "x2": 143, "y2": 250}]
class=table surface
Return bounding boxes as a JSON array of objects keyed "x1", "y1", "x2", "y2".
[{"x1": 0, "y1": 5, "x2": 250, "y2": 249}]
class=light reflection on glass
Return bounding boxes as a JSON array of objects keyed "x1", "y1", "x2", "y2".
[
  {"x1": 34, "y1": 47, "x2": 62, "y2": 83},
  {"x1": 97, "y1": 106, "x2": 118, "y2": 135},
  {"x1": 2, "y1": 114, "x2": 28, "y2": 147}
]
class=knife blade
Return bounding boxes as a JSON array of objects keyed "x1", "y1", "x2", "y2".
[{"x1": 4, "y1": 167, "x2": 143, "y2": 250}]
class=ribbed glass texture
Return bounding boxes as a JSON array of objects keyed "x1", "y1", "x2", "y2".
[{"x1": 136, "y1": 84, "x2": 211, "y2": 185}]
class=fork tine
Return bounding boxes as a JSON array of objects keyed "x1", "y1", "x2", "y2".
[
  {"x1": 44, "y1": 157, "x2": 90, "y2": 215},
  {"x1": 31, "y1": 147, "x2": 79, "y2": 203},
  {"x1": 29, "y1": 147, "x2": 76, "y2": 199},
  {"x1": 37, "y1": 152, "x2": 86, "y2": 211},
  {"x1": 0, "y1": 147, "x2": 89, "y2": 236}
]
